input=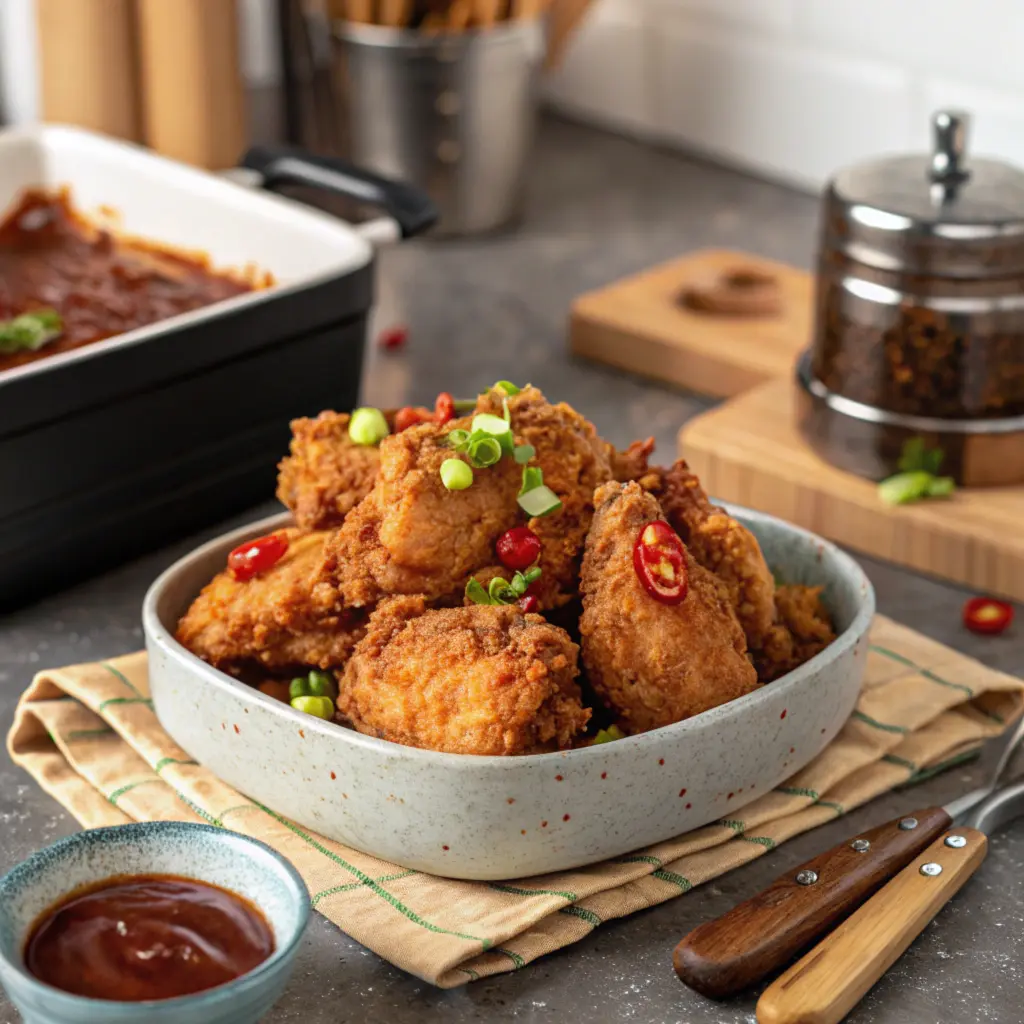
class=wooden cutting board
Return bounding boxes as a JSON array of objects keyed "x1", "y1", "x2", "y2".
[
  {"x1": 678, "y1": 379, "x2": 1024, "y2": 603},
  {"x1": 570, "y1": 249, "x2": 812, "y2": 398}
]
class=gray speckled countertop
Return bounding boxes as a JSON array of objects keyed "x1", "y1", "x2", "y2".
[{"x1": 2, "y1": 118, "x2": 1022, "y2": 1023}]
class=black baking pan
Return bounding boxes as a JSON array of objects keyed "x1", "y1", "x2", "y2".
[{"x1": 0, "y1": 128, "x2": 437, "y2": 608}]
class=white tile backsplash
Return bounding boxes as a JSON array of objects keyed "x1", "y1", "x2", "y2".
[{"x1": 547, "y1": 0, "x2": 1024, "y2": 192}]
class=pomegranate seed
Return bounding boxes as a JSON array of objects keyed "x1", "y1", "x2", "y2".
[
  {"x1": 227, "y1": 533, "x2": 289, "y2": 581},
  {"x1": 497, "y1": 526, "x2": 542, "y2": 571}
]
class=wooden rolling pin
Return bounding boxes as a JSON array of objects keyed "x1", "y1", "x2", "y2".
[
  {"x1": 35, "y1": 0, "x2": 142, "y2": 140},
  {"x1": 136, "y1": 0, "x2": 247, "y2": 169}
]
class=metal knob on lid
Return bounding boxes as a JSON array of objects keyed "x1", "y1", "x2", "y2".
[{"x1": 930, "y1": 109, "x2": 970, "y2": 200}]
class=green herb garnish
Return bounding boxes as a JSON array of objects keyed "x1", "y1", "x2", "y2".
[
  {"x1": 0, "y1": 308, "x2": 63, "y2": 354},
  {"x1": 592, "y1": 725, "x2": 626, "y2": 745},
  {"x1": 466, "y1": 567, "x2": 542, "y2": 606},
  {"x1": 517, "y1": 465, "x2": 562, "y2": 517},
  {"x1": 878, "y1": 439, "x2": 955, "y2": 506},
  {"x1": 493, "y1": 380, "x2": 522, "y2": 396}
]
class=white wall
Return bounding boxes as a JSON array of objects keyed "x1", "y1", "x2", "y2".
[
  {"x1": 5, "y1": 0, "x2": 1022, "y2": 195},
  {"x1": 545, "y1": 0, "x2": 1024, "y2": 191}
]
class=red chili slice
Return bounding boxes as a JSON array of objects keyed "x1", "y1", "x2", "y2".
[
  {"x1": 434, "y1": 392, "x2": 456, "y2": 425},
  {"x1": 496, "y1": 526, "x2": 541, "y2": 571},
  {"x1": 395, "y1": 405, "x2": 433, "y2": 432},
  {"x1": 227, "y1": 533, "x2": 289, "y2": 582},
  {"x1": 963, "y1": 597, "x2": 1014, "y2": 635},
  {"x1": 519, "y1": 595, "x2": 539, "y2": 614},
  {"x1": 633, "y1": 520, "x2": 688, "y2": 605},
  {"x1": 378, "y1": 325, "x2": 408, "y2": 350}
]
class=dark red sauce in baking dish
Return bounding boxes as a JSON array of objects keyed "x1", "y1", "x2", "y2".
[
  {"x1": 24, "y1": 873, "x2": 274, "y2": 1001},
  {"x1": 0, "y1": 188, "x2": 271, "y2": 374}
]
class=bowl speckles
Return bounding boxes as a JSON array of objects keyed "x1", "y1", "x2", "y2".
[
  {"x1": 143, "y1": 507, "x2": 875, "y2": 881},
  {"x1": 0, "y1": 822, "x2": 309, "y2": 1024}
]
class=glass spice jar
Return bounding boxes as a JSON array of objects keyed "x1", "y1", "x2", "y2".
[{"x1": 798, "y1": 110, "x2": 1024, "y2": 486}]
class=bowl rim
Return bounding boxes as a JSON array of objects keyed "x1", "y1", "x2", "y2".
[
  {"x1": 0, "y1": 821, "x2": 310, "y2": 1013},
  {"x1": 142, "y1": 503, "x2": 876, "y2": 767}
]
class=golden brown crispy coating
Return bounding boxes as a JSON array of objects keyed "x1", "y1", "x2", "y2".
[
  {"x1": 473, "y1": 386, "x2": 612, "y2": 607},
  {"x1": 315, "y1": 417, "x2": 524, "y2": 608},
  {"x1": 316, "y1": 386, "x2": 612, "y2": 611},
  {"x1": 645, "y1": 460, "x2": 776, "y2": 650},
  {"x1": 337, "y1": 596, "x2": 590, "y2": 755},
  {"x1": 752, "y1": 584, "x2": 837, "y2": 682},
  {"x1": 608, "y1": 437, "x2": 656, "y2": 483},
  {"x1": 176, "y1": 529, "x2": 367, "y2": 673},
  {"x1": 579, "y1": 482, "x2": 759, "y2": 734},
  {"x1": 276, "y1": 411, "x2": 383, "y2": 530}
]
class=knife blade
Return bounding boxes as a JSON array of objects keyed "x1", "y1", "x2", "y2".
[{"x1": 673, "y1": 712, "x2": 1024, "y2": 999}]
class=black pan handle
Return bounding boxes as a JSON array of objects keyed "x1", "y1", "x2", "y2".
[{"x1": 241, "y1": 144, "x2": 438, "y2": 239}]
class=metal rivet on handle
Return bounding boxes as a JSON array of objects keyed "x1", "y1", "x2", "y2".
[
  {"x1": 796, "y1": 870, "x2": 819, "y2": 886},
  {"x1": 851, "y1": 839, "x2": 871, "y2": 853},
  {"x1": 899, "y1": 817, "x2": 919, "y2": 831},
  {"x1": 921, "y1": 862, "x2": 943, "y2": 877},
  {"x1": 945, "y1": 835, "x2": 968, "y2": 849}
]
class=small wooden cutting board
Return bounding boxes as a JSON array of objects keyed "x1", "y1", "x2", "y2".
[
  {"x1": 570, "y1": 249, "x2": 812, "y2": 398},
  {"x1": 679, "y1": 378, "x2": 1024, "y2": 603}
]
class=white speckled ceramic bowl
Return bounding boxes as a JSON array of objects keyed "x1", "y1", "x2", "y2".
[
  {"x1": 144, "y1": 507, "x2": 874, "y2": 881},
  {"x1": 0, "y1": 822, "x2": 310, "y2": 1024}
]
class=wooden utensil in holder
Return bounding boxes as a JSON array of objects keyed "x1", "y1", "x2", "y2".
[
  {"x1": 136, "y1": 0, "x2": 247, "y2": 169},
  {"x1": 36, "y1": 0, "x2": 142, "y2": 141}
]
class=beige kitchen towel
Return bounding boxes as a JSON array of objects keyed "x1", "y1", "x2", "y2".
[{"x1": 7, "y1": 615, "x2": 1023, "y2": 989}]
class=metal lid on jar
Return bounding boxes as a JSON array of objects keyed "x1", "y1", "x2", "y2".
[{"x1": 822, "y1": 110, "x2": 1024, "y2": 278}]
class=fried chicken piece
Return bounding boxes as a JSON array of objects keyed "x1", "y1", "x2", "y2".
[
  {"x1": 645, "y1": 460, "x2": 776, "y2": 649},
  {"x1": 316, "y1": 386, "x2": 612, "y2": 610},
  {"x1": 753, "y1": 585, "x2": 837, "y2": 682},
  {"x1": 337, "y1": 596, "x2": 590, "y2": 755},
  {"x1": 471, "y1": 386, "x2": 612, "y2": 607},
  {"x1": 579, "y1": 482, "x2": 759, "y2": 734},
  {"x1": 276, "y1": 411, "x2": 384, "y2": 530},
  {"x1": 176, "y1": 529, "x2": 367, "y2": 673},
  {"x1": 315, "y1": 416, "x2": 524, "y2": 608},
  {"x1": 608, "y1": 437, "x2": 656, "y2": 483}
]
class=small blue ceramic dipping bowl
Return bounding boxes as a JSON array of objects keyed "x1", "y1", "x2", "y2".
[{"x1": 0, "y1": 822, "x2": 310, "y2": 1024}]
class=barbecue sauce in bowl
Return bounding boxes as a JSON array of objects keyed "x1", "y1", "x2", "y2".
[{"x1": 24, "y1": 874, "x2": 274, "y2": 1001}]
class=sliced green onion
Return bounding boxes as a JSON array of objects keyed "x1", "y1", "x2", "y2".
[
  {"x1": 453, "y1": 398, "x2": 477, "y2": 414},
  {"x1": 520, "y1": 466, "x2": 544, "y2": 495},
  {"x1": 523, "y1": 567, "x2": 542, "y2": 585},
  {"x1": 502, "y1": 397, "x2": 511, "y2": 424},
  {"x1": 897, "y1": 437, "x2": 945, "y2": 475},
  {"x1": 466, "y1": 579, "x2": 494, "y2": 605},
  {"x1": 518, "y1": 485, "x2": 563, "y2": 518},
  {"x1": 493, "y1": 380, "x2": 521, "y2": 396},
  {"x1": 289, "y1": 677, "x2": 310, "y2": 701},
  {"x1": 471, "y1": 413, "x2": 512, "y2": 439},
  {"x1": 291, "y1": 695, "x2": 334, "y2": 720},
  {"x1": 446, "y1": 428, "x2": 470, "y2": 449},
  {"x1": 927, "y1": 476, "x2": 955, "y2": 498},
  {"x1": 307, "y1": 670, "x2": 335, "y2": 697},
  {"x1": 440, "y1": 458, "x2": 473, "y2": 491},
  {"x1": 0, "y1": 308, "x2": 63, "y2": 354},
  {"x1": 497, "y1": 431, "x2": 515, "y2": 456},
  {"x1": 592, "y1": 725, "x2": 626, "y2": 744},
  {"x1": 348, "y1": 407, "x2": 389, "y2": 446},
  {"x1": 488, "y1": 576, "x2": 517, "y2": 603},
  {"x1": 468, "y1": 436, "x2": 503, "y2": 468},
  {"x1": 878, "y1": 471, "x2": 932, "y2": 506},
  {"x1": 513, "y1": 444, "x2": 535, "y2": 465}
]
